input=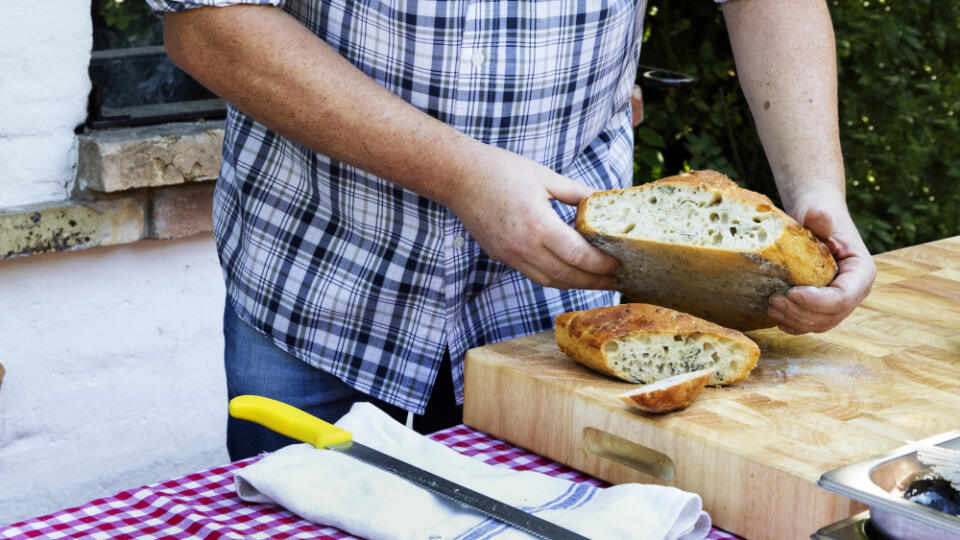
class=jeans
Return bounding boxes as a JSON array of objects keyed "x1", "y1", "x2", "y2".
[{"x1": 223, "y1": 300, "x2": 462, "y2": 460}]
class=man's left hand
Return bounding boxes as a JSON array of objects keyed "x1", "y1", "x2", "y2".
[{"x1": 767, "y1": 189, "x2": 876, "y2": 334}]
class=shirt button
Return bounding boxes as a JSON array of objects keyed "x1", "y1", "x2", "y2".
[
  {"x1": 471, "y1": 50, "x2": 485, "y2": 69},
  {"x1": 453, "y1": 235, "x2": 466, "y2": 250}
]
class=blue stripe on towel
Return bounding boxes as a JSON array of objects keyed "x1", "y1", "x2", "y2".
[{"x1": 453, "y1": 483, "x2": 599, "y2": 539}]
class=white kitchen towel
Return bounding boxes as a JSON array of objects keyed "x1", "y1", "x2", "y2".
[{"x1": 234, "y1": 402, "x2": 711, "y2": 540}]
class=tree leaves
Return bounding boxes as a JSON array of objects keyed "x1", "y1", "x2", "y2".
[
  {"x1": 94, "y1": 0, "x2": 162, "y2": 49},
  {"x1": 633, "y1": 0, "x2": 960, "y2": 254}
]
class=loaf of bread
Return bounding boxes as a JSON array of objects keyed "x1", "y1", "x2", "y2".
[
  {"x1": 576, "y1": 170, "x2": 837, "y2": 330},
  {"x1": 555, "y1": 303, "x2": 759, "y2": 385},
  {"x1": 618, "y1": 368, "x2": 715, "y2": 413}
]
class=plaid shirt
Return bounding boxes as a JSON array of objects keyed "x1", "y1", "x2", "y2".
[{"x1": 149, "y1": 0, "x2": 657, "y2": 414}]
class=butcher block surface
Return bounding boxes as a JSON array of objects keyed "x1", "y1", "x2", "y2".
[{"x1": 463, "y1": 236, "x2": 960, "y2": 540}]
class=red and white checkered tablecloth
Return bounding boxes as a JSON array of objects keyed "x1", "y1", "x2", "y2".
[{"x1": 1, "y1": 425, "x2": 744, "y2": 540}]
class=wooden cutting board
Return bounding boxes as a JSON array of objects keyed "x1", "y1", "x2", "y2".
[{"x1": 463, "y1": 235, "x2": 960, "y2": 540}]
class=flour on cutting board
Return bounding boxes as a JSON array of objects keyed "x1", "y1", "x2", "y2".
[{"x1": 775, "y1": 356, "x2": 890, "y2": 381}]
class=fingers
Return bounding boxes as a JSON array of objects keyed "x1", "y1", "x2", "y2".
[
  {"x1": 794, "y1": 228, "x2": 876, "y2": 313},
  {"x1": 510, "y1": 250, "x2": 617, "y2": 291},
  {"x1": 789, "y1": 262, "x2": 871, "y2": 314},
  {"x1": 768, "y1": 248, "x2": 877, "y2": 333},
  {"x1": 490, "y1": 208, "x2": 618, "y2": 290},
  {"x1": 767, "y1": 202, "x2": 877, "y2": 333},
  {"x1": 768, "y1": 292, "x2": 843, "y2": 334},
  {"x1": 452, "y1": 148, "x2": 619, "y2": 290},
  {"x1": 767, "y1": 274, "x2": 869, "y2": 334}
]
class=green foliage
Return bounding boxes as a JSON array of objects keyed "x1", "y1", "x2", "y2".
[
  {"x1": 634, "y1": 1, "x2": 960, "y2": 254},
  {"x1": 93, "y1": 0, "x2": 162, "y2": 49}
]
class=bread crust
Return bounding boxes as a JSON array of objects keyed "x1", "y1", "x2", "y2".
[
  {"x1": 554, "y1": 303, "x2": 759, "y2": 385},
  {"x1": 618, "y1": 368, "x2": 715, "y2": 413},
  {"x1": 575, "y1": 170, "x2": 837, "y2": 330}
]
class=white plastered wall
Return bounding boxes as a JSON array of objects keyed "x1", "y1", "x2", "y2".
[
  {"x1": 0, "y1": 0, "x2": 92, "y2": 207},
  {"x1": 0, "y1": 1, "x2": 231, "y2": 524},
  {"x1": 0, "y1": 235, "x2": 229, "y2": 526}
]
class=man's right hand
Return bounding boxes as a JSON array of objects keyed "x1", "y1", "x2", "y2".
[{"x1": 444, "y1": 144, "x2": 619, "y2": 291}]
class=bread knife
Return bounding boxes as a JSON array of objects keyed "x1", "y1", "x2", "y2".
[{"x1": 229, "y1": 395, "x2": 589, "y2": 540}]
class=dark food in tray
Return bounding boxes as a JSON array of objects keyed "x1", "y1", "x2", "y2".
[{"x1": 900, "y1": 471, "x2": 960, "y2": 517}]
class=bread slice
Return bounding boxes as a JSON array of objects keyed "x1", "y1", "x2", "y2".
[
  {"x1": 618, "y1": 368, "x2": 715, "y2": 413},
  {"x1": 576, "y1": 170, "x2": 837, "y2": 330},
  {"x1": 555, "y1": 303, "x2": 759, "y2": 385}
]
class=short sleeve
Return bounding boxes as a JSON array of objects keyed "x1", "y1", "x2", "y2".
[{"x1": 145, "y1": 0, "x2": 285, "y2": 14}]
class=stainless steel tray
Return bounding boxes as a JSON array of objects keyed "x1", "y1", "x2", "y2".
[
  {"x1": 811, "y1": 511, "x2": 873, "y2": 540},
  {"x1": 818, "y1": 430, "x2": 960, "y2": 540}
]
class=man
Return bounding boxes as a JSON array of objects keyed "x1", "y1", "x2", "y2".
[{"x1": 148, "y1": 0, "x2": 876, "y2": 460}]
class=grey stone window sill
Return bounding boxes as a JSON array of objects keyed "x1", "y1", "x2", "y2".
[{"x1": 1, "y1": 121, "x2": 223, "y2": 260}]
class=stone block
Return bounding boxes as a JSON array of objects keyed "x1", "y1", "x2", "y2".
[
  {"x1": 0, "y1": 196, "x2": 146, "y2": 259},
  {"x1": 149, "y1": 182, "x2": 215, "y2": 240},
  {"x1": 77, "y1": 121, "x2": 224, "y2": 193}
]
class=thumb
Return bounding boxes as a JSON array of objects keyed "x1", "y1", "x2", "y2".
[
  {"x1": 802, "y1": 207, "x2": 835, "y2": 239},
  {"x1": 546, "y1": 174, "x2": 594, "y2": 206},
  {"x1": 800, "y1": 206, "x2": 844, "y2": 255}
]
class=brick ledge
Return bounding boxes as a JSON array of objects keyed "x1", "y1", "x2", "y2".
[{"x1": 0, "y1": 183, "x2": 215, "y2": 259}]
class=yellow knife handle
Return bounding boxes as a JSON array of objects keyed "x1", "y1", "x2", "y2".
[{"x1": 228, "y1": 395, "x2": 353, "y2": 448}]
